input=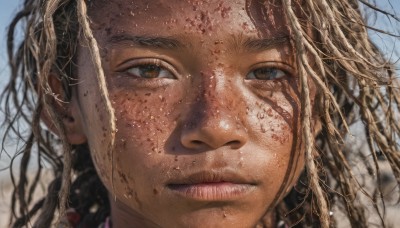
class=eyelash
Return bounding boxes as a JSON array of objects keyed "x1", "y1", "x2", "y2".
[
  {"x1": 246, "y1": 63, "x2": 293, "y2": 81},
  {"x1": 119, "y1": 59, "x2": 177, "y2": 79},
  {"x1": 247, "y1": 67, "x2": 287, "y2": 80},
  {"x1": 118, "y1": 59, "x2": 293, "y2": 82}
]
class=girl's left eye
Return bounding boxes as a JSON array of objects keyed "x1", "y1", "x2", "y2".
[
  {"x1": 247, "y1": 67, "x2": 287, "y2": 80},
  {"x1": 126, "y1": 64, "x2": 174, "y2": 79}
]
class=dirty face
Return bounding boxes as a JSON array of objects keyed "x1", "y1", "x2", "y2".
[{"x1": 76, "y1": 0, "x2": 310, "y2": 227}]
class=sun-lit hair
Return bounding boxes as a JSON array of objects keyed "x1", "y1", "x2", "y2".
[{"x1": 2, "y1": 0, "x2": 400, "y2": 227}]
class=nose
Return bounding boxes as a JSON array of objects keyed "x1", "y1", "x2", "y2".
[{"x1": 180, "y1": 93, "x2": 248, "y2": 150}]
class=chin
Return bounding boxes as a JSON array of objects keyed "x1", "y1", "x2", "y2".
[{"x1": 158, "y1": 208, "x2": 261, "y2": 228}]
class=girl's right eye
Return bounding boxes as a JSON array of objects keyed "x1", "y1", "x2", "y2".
[{"x1": 126, "y1": 64, "x2": 175, "y2": 79}]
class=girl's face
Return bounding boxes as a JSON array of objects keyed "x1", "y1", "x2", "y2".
[{"x1": 75, "y1": 0, "x2": 311, "y2": 227}]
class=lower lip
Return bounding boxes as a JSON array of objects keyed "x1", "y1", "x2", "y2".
[{"x1": 167, "y1": 182, "x2": 255, "y2": 201}]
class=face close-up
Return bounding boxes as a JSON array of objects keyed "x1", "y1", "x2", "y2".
[{"x1": 73, "y1": 0, "x2": 311, "y2": 227}]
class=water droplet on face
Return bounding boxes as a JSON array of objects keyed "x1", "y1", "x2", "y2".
[
  {"x1": 260, "y1": 124, "x2": 266, "y2": 133},
  {"x1": 238, "y1": 157, "x2": 244, "y2": 167},
  {"x1": 120, "y1": 139, "x2": 127, "y2": 148},
  {"x1": 124, "y1": 192, "x2": 133, "y2": 199},
  {"x1": 267, "y1": 110, "x2": 274, "y2": 118}
]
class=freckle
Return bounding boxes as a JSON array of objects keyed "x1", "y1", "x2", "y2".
[
  {"x1": 153, "y1": 188, "x2": 159, "y2": 195},
  {"x1": 134, "y1": 192, "x2": 142, "y2": 209},
  {"x1": 119, "y1": 172, "x2": 128, "y2": 184},
  {"x1": 174, "y1": 156, "x2": 179, "y2": 161}
]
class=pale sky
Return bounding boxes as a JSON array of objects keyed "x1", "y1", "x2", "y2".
[{"x1": 0, "y1": 1, "x2": 20, "y2": 85}]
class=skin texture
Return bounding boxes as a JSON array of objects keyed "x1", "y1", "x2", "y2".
[{"x1": 64, "y1": 0, "x2": 316, "y2": 227}]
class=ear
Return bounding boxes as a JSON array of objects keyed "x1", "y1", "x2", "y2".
[{"x1": 41, "y1": 73, "x2": 87, "y2": 145}]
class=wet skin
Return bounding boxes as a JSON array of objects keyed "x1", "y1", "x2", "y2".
[{"x1": 73, "y1": 0, "x2": 315, "y2": 227}]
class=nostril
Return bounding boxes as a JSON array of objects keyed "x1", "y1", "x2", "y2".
[
  {"x1": 188, "y1": 139, "x2": 243, "y2": 149},
  {"x1": 180, "y1": 119, "x2": 248, "y2": 150},
  {"x1": 192, "y1": 140, "x2": 203, "y2": 145},
  {"x1": 225, "y1": 140, "x2": 243, "y2": 149}
]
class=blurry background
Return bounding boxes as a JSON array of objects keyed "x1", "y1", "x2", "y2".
[
  {"x1": 0, "y1": 1, "x2": 20, "y2": 175},
  {"x1": 0, "y1": 2, "x2": 24, "y2": 227}
]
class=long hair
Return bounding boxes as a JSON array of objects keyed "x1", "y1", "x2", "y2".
[{"x1": 2, "y1": 0, "x2": 400, "y2": 227}]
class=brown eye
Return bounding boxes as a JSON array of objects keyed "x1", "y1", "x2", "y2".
[
  {"x1": 247, "y1": 67, "x2": 286, "y2": 80},
  {"x1": 127, "y1": 64, "x2": 174, "y2": 79}
]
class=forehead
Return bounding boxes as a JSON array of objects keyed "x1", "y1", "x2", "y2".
[{"x1": 88, "y1": 0, "x2": 289, "y2": 40}]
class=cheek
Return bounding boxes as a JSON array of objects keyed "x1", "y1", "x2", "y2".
[
  {"x1": 245, "y1": 88, "x2": 303, "y2": 199},
  {"x1": 112, "y1": 91, "x2": 173, "y2": 155},
  {"x1": 106, "y1": 90, "x2": 180, "y2": 195},
  {"x1": 247, "y1": 88, "x2": 299, "y2": 149}
]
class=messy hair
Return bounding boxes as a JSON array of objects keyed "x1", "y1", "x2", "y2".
[{"x1": 2, "y1": 0, "x2": 399, "y2": 227}]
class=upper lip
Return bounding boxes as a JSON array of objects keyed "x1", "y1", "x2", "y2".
[{"x1": 166, "y1": 169, "x2": 258, "y2": 185}]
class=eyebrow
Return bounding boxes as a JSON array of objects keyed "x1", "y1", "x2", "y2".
[
  {"x1": 242, "y1": 35, "x2": 290, "y2": 52},
  {"x1": 108, "y1": 34, "x2": 290, "y2": 51},
  {"x1": 108, "y1": 34, "x2": 184, "y2": 49}
]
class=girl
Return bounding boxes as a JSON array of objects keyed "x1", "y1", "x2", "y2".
[{"x1": 2, "y1": 0, "x2": 400, "y2": 227}]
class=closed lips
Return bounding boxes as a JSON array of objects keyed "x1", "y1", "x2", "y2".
[{"x1": 166, "y1": 170, "x2": 258, "y2": 201}]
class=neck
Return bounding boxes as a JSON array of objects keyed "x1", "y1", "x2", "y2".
[{"x1": 109, "y1": 195, "x2": 160, "y2": 228}]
